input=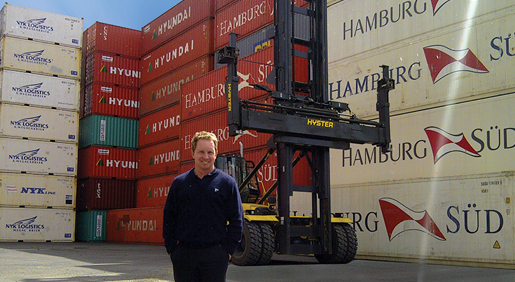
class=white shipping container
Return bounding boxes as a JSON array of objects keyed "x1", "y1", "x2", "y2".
[
  {"x1": 0, "y1": 207, "x2": 74, "y2": 242},
  {"x1": 328, "y1": 0, "x2": 515, "y2": 62},
  {"x1": 328, "y1": 6, "x2": 515, "y2": 118},
  {"x1": 0, "y1": 173, "x2": 76, "y2": 208},
  {"x1": 0, "y1": 138, "x2": 77, "y2": 176},
  {"x1": 0, "y1": 104, "x2": 78, "y2": 143},
  {"x1": 330, "y1": 171, "x2": 514, "y2": 267},
  {"x1": 0, "y1": 69, "x2": 80, "y2": 110},
  {"x1": 0, "y1": 3, "x2": 82, "y2": 48},
  {"x1": 0, "y1": 37, "x2": 81, "y2": 79}
]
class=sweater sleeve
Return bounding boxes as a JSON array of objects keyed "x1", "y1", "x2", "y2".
[{"x1": 223, "y1": 175, "x2": 244, "y2": 255}]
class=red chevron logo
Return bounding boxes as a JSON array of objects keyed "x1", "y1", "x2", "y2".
[
  {"x1": 424, "y1": 126, "x2": 480, "y2": 163},
  {"x1": 431, "y1": 0, "x2": 453, "y2": 15},
  {"x1": 423, "y1": 45, "x2": 488, "y2": 83},
  {"x1": 379, "y1": 198, "x2": 446, "y2": 241}
]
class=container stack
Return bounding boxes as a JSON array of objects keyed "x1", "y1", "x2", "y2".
[
  {"x1": 0, "y1": 4, "x2": 82, "y2": 242},
  {"x1": 76, "y1": 22, "x2": 141, "y2": 242}
]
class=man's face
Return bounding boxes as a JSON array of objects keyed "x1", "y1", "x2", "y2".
[{"x1": 193, "y1": 139, "x2": 217, "y2": 173}]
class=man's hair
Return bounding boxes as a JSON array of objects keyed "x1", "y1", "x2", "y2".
[{"x1": 191, "y1": 131, "x2": 218, "y2": 153}]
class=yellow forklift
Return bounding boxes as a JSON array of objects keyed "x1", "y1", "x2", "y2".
[{"x1": 216, "y1": 0, "x2": 394, "y2": 266}]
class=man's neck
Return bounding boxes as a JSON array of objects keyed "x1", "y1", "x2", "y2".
[{"x1": 194, "y1": 167, "x2": 215, "y2": 179}]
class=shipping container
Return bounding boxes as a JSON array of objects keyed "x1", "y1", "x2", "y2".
[
  {"x1": 84, "y1": 52, "x2": 140, "y2": 88},
  {"x1": 77, "y1": 178, "x2": 136, "y2": 211},
  {"x1": 0, "y1": 207, "x2": 75, "y2": 242},
  {"x1": 136, "y1": 173, "x2": 176, "y2": 208},
  {"x1": 139, "y1": 55, "x2": 212, "y2": 117},
  {"x1": 0, "y1": 173, "x2": 76, "y2": 208},
  {"x1": 83, "y1": 22, "x2": 141, "y2": 58},
  {"x1": 138, "y1": 104, "x2": 180, "y2": 148},
  {"x1": 140, "y1": 20, "x2": 214, "y2": 85},
  {"x1": 0, "y1": 37, "x2": 81, "y2": 79},
  {"x1": 76, "y1": 210, "x2": 107, "y2": 242},
  {"x1": 329, "y1": 171, "x2": 515, "y2": 267},
  {"x1": 182, "y1": 47, "x2": 275, "y2": 122},
  {"x1": 180, "y1": 161, "x2": 194, "y2": 174},
  {"x1": 0, "y1": 104, "x2": 78, "y2": 143},
  {"x1": 180, "y1": 107, "x2": 272, "y2": 163},
  {"x1": 327, "y1": 0, "x2": 515, "y2": 62},
  {"x1": 0, "y1": 138, "x2": 77, "y2": 176},
  {"x1": 0, "y1": 3, "x2": 82, "y2": 48},
  {"x1": 137, "y1": 139, "x2": 180, "y2": 179},
  {"x1": 214, "y1": 0, "x2": 310, "y2": 50},
  {"x1": 78, "y1": 146, "x2": 137, "y2": 180},
  {"x1": 215, "y1": 0, "x2": 236, "y2": 11},
  {"x1": 79, "y1": 115, "x2": 138, "y2": 149},
  {"x1": 106, "y1": 207, "x2": 164, "y2": 245},
  {"x1": 328, "y1": 5, "x2": 515, "y2": 118},
  {"x1": 141, "y1": 0, "x2": 215, "y2": 55},
  {"x1": 81, "y1": 83, "x2": 139, "y2": 119},
  {"x1": 0, "y1": 69, "x2": 80, "y2": 111}
]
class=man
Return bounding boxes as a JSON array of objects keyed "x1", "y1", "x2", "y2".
[{"x1": 163, "y1": 131, "x2": 244, "y2": 282}]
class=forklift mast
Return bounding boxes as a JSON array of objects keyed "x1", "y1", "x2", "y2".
[{"x1": 217, "y1": 0, "x2": 394, "y2": 256}]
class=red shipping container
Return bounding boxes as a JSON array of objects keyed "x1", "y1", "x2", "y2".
[
  {"x1": 85, "y1": 52, "x2": 141, "y2": 88},
  {"x1": 106, "y1": 207, "x2": 164, "y2": 245},
  {"x1": 138, "y1": 139, "x2": 181, "y2": 179},
  {"x1": 81, "y1": 83, "x2": 139, "y2": 119},
  {"x1": 138, "y1": 104, "x2": 181, "y2": 148},
  {"x1": 83, "y1": 22, "x2": 141, "y2": 58},
  {"x1": 215, "y1": 0, "x2": 310, "y2": 49},
  {"x1": 78, "y1": 146, "x2": 138, "y2": 180},
  {"x1": 180, "y1": 161, "x2": 195, "y2": 174},
  {"x1": 139, "y1": 55, "x2": 212, "y2": 117},
  {"x1": 136, "y1": 173, "x2": 177, "y2": 208},
  {"x1": 215, "y1": 0, "x2": 236, "y2": 11},
  {"x1": 180, "y1": 107, "x2": 272, "y2": 163},
  {"x1": 78, "y1": 178, "x2": 136, "y2": 211},
  {"x1": 141, "y1": 0, "x2": 215, "y2": 55},
  {"x1": 140, "y1": 20, "x2": 214, "y2": 85}
]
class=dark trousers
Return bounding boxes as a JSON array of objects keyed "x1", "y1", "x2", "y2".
[{"x1": 170, "y1": 244, "x2": 229, "y2": 282}]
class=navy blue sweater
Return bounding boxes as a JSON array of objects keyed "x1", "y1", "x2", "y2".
[{"x1": 163, "y1": 168, "x2": 243, "y2": 255}]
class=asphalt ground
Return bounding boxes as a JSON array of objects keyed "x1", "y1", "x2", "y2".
[{"x1": 2, "y1": 242, "x2": 515, "y2": 282}]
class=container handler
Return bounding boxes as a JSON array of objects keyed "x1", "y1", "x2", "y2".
[{"x1": 216, "y1": 0, "x2": 394, "y2": 266}]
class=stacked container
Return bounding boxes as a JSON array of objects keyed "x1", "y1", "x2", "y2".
[
  {"x1": 0, "y1": 4, "x2": 82, "y2": 242},
  {"x1": 77, "y1": 22, "x2": 141, "y2": 241}
]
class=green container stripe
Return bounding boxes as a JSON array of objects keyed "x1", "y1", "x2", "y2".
[
  {"x1": 79, "y1": 115, "x2": 138, "y2": 149},
  {"x1": 76, "y1": 210, "x2": 107, "y2": 242}
]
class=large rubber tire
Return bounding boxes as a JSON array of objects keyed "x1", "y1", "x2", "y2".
[
  {"x1": 315, "y1": 223, "x2": 358, "y2": 264},
  {"x1": 231, "y1": 220, "x2": 275, "y2": 266}
]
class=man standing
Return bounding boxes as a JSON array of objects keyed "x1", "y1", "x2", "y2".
[{"x1": 163, "y1": 131, "x2": 244, "y2": 282}]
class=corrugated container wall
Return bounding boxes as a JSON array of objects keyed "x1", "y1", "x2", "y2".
[
  {"x1": 140, "y1": 20, "x2": 214, "y2": 85},
  {"x1": 0, "y1": 138, "x2": 77, "y2": 176},
  {"x1": 180, "y1": 108, "x2": 272, "y2": 163},
  {"x1": 78, "y1": 146, "x2": 137, "y2": 180},
  {"x1": 182, "y1": 47, "x2": 275, "y2": 122},
  {"x1": 0, "y1": 207, "x2": 75, "y2": 242},
  {"x1": 139, "y1": 55, "x2": 212, "y2": 117},
  {"x1": 0, "y1": 104, "x2": 78, "y2": 143},
  {"x1": 84, "y1": 52, "x2": 140, "y2": 88},
  {"x1": 214, "y1": 0, "x2": 310, "y2": 50},
  {"x1": 138, "y1": 104, "x2": 180, "y2": 148},
  {"x1": 137, "y1": 139, "x2": 180, "y2": 179},
  {"x1": 0, "y1": 70, "x2": 80, "y2": 111},
  {"x1": 77, "y1": 178, "x2": 136, "y2": 211},
  {"x1": 136, "y1": 173, "x2": 176, "y2": 208},
  {"x1": 79, "y1": 115, "x2": 138, "y2": 149},
  {"x1": 0, "y1": 3, "x2": 83, "y2": 48},
  {"x1": 76, "y1": 210, "x2": 107, "y2": 242},
  {"x1": 106, "y1": 207, "x2": 164, "y2": 245},
  {"x1": 0, "y1": 37, "x2": 81, "y2": 79},
  {"x1": 0, "y1": 173, "x2": 76, "y2": 209},
  {"x1": 81, "y1": 83, "x2": 139, "y2": 119},
  {"x1": 83, "y1": 22, "x2": 141, "y2": 58},
  {"x1": 141, "y1": 0, "x2": 215, "y2": 55}
]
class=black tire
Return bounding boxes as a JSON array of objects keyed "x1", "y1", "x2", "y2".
[
  {"x1": 315, "y1": 223, "x2": 358, "y2": 264},
  {"x1": 232, "y1": 220, "x2": 275, "y2": 266}
]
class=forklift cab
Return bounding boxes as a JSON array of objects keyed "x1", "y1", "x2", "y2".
[{"x1": 215, "y1": 155, "x2": 261, "y2": 203}]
